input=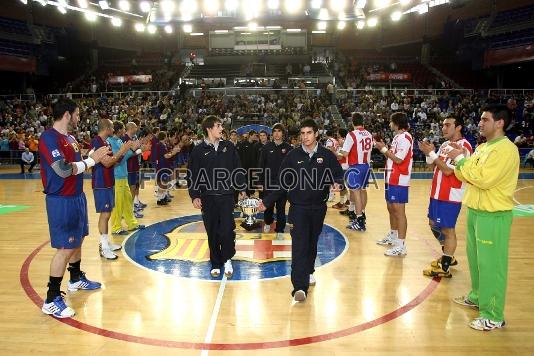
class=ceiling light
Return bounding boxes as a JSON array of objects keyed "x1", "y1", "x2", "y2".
[
  {"x1": 183, "y1": 23, "x2": 192, "y2": 33},
  {"x1": 203, "y1": 0, "x2": 219, "y2": 15},
  {"x1": 164, "y1": 24, "x2": 173, "y2": 33},
  {"x1": 98, "y1": 1, "x2": 109, "y2": 10},
  {"x1": 318, "y1": 21, "x2": 327, "y2": 30},
  {"x1": 19, "y1": 0, "x2": 28, "y2": 4},
  {"x1": 418, "y1": 4, "x2": 428, "y2": 14},
  {"x1": 85, "y1": 11, "x2": 97, "y2": 21},
  {"x1": 57, "y1": 6, "x2": 66, "y2": 14},
  {"x1": 374, "y1": 0, "x2": 390, "y2": 7},
  {"x1": 214, "y1": 29, "x2": 229, "y2": 33},
  {"x1": 77, "y1": 0, "x2": 88, "y2": 8},
  {"x1": 355, "y1": 0, "x2": 366, "y2": 9},
  {"x1": 190, "y1": 32, "x2": 204, "y2": 36},
  {"x1": 400, "y1": 0, "x2": 411, "y2": 4},
  {"x1": 111, "y1": 17, "x2": 122, "y2": 26},
  {"x1": 267, "y1": 0, "x2": 279, "y2": 10},
  {"x1": 284, "y1": 0, "x2": 302, "y2": 14},
  {"x1": 58, "y1": 0, "x2": 68, "y2": 7},
  {"x1": 318, "y1": 8, "x2": 329, "y2": 20},
  {"x1": 225, "y1": 0, "x2": 238, "y2": 11},
  {"x1": 391, "y1": 11, "x2": 402, "y2": 21},
  {"x1": 34, "y1": 0, "x2": 47, "y2": 6},
  {"x1": 330, "y1": 0, "x2": 346, "y2": 12},
  {"x1": 337, "y1": 21, "x2": 346, "y2": 30},
  {"x1": 367, "y1": 17, "x2": 378, "y2": 27},
  {"x1": 135, "y1": 23, "x2": 145, "y2": 32},
  {"x1": 147, "y1": 24, "x2": 157, "y2": 34},
  {"x1": 312, "y1": 30, "x2": 326, "y2": 33},
  {"x1": 162, "y1": 0, "x2": 176, "y2": 14},
  {"x1": 118, "y1": 0, "x2": 130, "y2": 12},
  {"x1": 140, "y1": 1, "x2": 151, "y2": 12},
  {"x1": 311, "y1": 0, "x2": 322, "y2": 9},
  {"x1": 356, "y1": 20, "x2": 365, "y2": 29},
  {"x1": 286, "y1": 28, "x2": 301, "y2": 32}
]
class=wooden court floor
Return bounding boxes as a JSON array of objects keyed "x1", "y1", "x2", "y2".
[{"x1": 1, "y1": 176, "x2": 534, "y2": 355}]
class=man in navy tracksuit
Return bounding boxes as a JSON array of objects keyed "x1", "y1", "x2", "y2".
[
  {"x1": 259, "y1": 119, "x2": 344, "y2": 302},
  {"x1": 258, "y1": 123, "x2": 292, "y2": 239},
  {"x1": 187, "y1": 115, "x2": 247, "y2": 278}
]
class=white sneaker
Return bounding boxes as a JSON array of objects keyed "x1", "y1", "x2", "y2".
[
  {"x1": 276, "y1": 232, "x2": 284, "y2": 240},
  {"x1": 376, "y1": 231, "x2": 396, "y2": 246},
  {"x1": 224, "y1": 260, "x2": 233, "y2": 278},
  {"x1": 294, "y1": 290, "x2": 307, "y2": 302},
  {"x1": 109, "y1": 242, "x2": 122, "y2": 251},
  {"x1": 263, "y1": 224, "x2": 271, "y2": 233},
  {"x1": 384, "y1": 243, "x2": 407, "y2": 257},
  {"x1": 210, "y1": 268, "x2": 220, "y2": 278},
  {"x1": 309, "y1": 274, "x2": 316, "y2": 286},
  {"x1": 99, "y1": 244, "x2": 118, "y2": 260}
]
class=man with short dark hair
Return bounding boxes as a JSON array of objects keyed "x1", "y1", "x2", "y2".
[
  {"x1": 188, "y1": 115, "x2": 246, "y2": 278},
  {"x1": 375, "y1": 112, "x2": 413, "y2": 257},
  {"x1": 447, "y1": 104, "x2": 519, "y2": 331},
  {"x1": 259, "y1": 119, "x2": 344, "y2": 302},
  {"x1": 237, "y1": 129, "x2": 260, "y2": 196},
  {"x1": 20, "y1": 148, "x2": 36, "y2": 173},
  {"x1": 39, "y1": 98, "x2": 109, "y2": 318}
]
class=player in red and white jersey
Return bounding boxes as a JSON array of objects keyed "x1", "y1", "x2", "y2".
[
  {"x1": 418, "y1": 115, "x2": 473, "y2": 277},
  {"x1": 332, "y1": 128, "x2": 350, "y2": 210},
  {"x1": 339, "y1": 113, "x2": 373, "y2": 231},
  {"x1": 375, "y1": 112, "x2": 413, "y2": 257}
]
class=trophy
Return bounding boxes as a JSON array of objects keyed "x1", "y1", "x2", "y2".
[{"x1": 238, "y1": 197, "x2": 261, "y2": 231}]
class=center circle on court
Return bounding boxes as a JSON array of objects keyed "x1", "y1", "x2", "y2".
[{"x1": 123, "y1": 213, "x2": 347, "y2": 281}]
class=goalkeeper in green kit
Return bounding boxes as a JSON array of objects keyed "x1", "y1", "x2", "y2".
[{"x1": 447, "y1": 104, "x2": 519, "y2": 331}]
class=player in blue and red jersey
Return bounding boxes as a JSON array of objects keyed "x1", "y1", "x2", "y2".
[
  {"x1": 91, "y1": 119, "x2": 132, "y2": 260},
  {"x1": 155, "y1": 131, "x2": 180, "y2": 205},
  {"x1": 122, "y1": 121, "x2": 148, "y2": 216},
  {"x1": 39, "y1": 98, "x2": 109, "y2": 319}
]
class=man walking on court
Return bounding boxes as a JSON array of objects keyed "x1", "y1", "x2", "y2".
[
  {"x1": 259, "y1": 119, "x2": 344, "y2": 302},
  {"x1": 447, "y1": 104, "x2": 519, "y2": 331},
  {"x1": 39, "y1": 98, "x2": 109, "y2": 318}
]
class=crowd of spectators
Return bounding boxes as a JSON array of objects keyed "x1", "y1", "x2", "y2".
[{"x1": 1, "y1": 89, "x2": 533, "y2": 168}]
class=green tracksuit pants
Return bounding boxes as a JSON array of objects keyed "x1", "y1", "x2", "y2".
[{"x1": 466, "y1": 208, "x2": 513, "y2": 322}]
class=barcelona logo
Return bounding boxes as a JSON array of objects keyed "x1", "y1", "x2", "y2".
[{"x1": 123, "y1": 213, "x2": 347, "y2": 281}]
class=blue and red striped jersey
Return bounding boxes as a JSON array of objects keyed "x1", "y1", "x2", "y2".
[
  {"x1": 38, "y1": 128, "x2": 83, "y2": 196},
  {"x1": 90, "y1": 135, "x2": 114, "y2": 189},
  {"x1": 156, "y1": 141, "x2": 171, "y2": 170}
]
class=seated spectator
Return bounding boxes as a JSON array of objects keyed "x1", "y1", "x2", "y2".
[
  {"x1": 20, "y1": 148, "x2": 35, "y2": 174},
  {"x1": 525, "y1": 148, "x2": 534, "y2": 168}
]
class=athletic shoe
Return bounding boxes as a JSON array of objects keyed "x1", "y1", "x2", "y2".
[
  {"x1": 361, "y1": 212, "x2": 366, "y2": 222},
  {"x1": 384, "y1": 244, "x2": 407, "y2": 257},
  {"x1": 339, "y1": 209, "x2": 350, "y2": 215},
  {"x1": 129, "y1": 224, "x2": 145, "y2": 231},
  {"x1": 263, "y1": 224, "x2": 271, "y2": 233},
  {"x1": 453, "y1": 295, "x2": 479, "y2": 309},
  {"x1": 309, "y1": 275, "x2": 316, "y2": 286},
  {"x1": 134, "y1": 203, "x2": 144, "y2": 212},
  {"x1": 68, "y1": 272, "x2": 102, "y2": 291},
  {"x1": 376, "y1": 232, "x2": 396, "y2": 246},
  {"x1": 138, "y1": 201, "x2": 148, "y2": 208},
  {"x1": 224, "y1": 260, "x2": 233, "y2": 278},
  {"x1": 211, "y1": 268, "x2": 221, "y2": 278},
  {"x1": 431, "y1": 256, "x2": 458, "y2": 268},
  {"x1": 293, "y1": 290, "x2": 307, "y2": 302},
  {"x1": 344, "y1": 200, "x2": 350, "y2": 206},
  {"x1": 347, "y1": 219, "x2": 366, "y2": 231},
  {"x1": 112, "y1": 229, "x2": 129, "y2": 235},
  {"x1": 99, "y1": 244, "x2": 118, "y2": 260},
  {"x1": 468, "y1": 317, "x2": 505, "y2": 331},
  {"x1": 134, "y1": 211, "x2": 144, "y2": 219},
  {"x1": 423, "y1": 264, "x2": 452, "y2": 278},
  {"x1": 42, "y1": 293, "x2": 75, "y2": 318},
  {"x1": 166, "y1": 193, "x2": 174, "y2": 199},
  {"x1": 331, "y1": 202, "x2": 345, "y2": 209},
  {"x1": 157, "y1": 199, "x2": 168, "y2": 206},
  {"x1": 109, "y1": 242, "x2": 122, "y2": 251}
]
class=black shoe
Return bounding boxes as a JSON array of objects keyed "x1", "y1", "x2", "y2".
[
  {"x1": 339, "y1": 209, "x2": 350, "y2": 216},
  {"x1": 362, "y1": 212, "x2": 367, "y2": 222},
  {"x1": 157, "y1": 199, "x2": 168, "y2": 206},
  {"x1": 348, "y1": 211, "x2": 357, "y2": 221}
]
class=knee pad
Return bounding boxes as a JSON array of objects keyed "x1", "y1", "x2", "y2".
[{"x1": 431, "y1": 225, "x2": 445, "y2": 244}]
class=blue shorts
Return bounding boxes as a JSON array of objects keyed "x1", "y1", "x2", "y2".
[
  {"x1": 427, "y1": 198, "x2": 462, "y2": 228},
  {"x1": 345, "y1": 164, "x2": 370, "y2": 189},
  {"x1": 93, "y1": 188, "x2": 115, "y2": 213},
  {"x1": 45, "y1": 193, "x2": 89, "y2": 249},
  {"x1": 128, "y1": 171, "x2": 140, "y2": 186},
  {"x1": 385, "y1": 184, "x2": 409, "y2": 204}
]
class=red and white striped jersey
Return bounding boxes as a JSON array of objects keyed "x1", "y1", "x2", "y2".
[
  {"x1": 385, "y1": 131, "x2": 413, "y2": 187},
  {"x1": 324, "y1": 137, "x2": 338, "y2": 151},
  {"x1": 430, "y1": 138, "x2": 473, "y2": 203},
  {"x1": 342, "y1": 127, "x2": 373, "y2": 165}
]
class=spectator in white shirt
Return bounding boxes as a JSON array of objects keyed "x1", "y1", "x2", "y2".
[{"x1": 20, "y1": 148, "x2": 36, "y2": 174}]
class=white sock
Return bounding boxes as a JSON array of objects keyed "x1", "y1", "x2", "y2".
[
  {"x1": 391, "y1": 230, "x2": 399, "y2": 238},
  {"x1": 349, "y1": 202, "x2": 355, "y2": 211},
  {"x1": 134, "y1": 195, "x2": 140, "y2": 204},
  {"x1": 339, "y1": 194, "x2": 345, "y2": 203},
  {"x1": 395, "y1": 239, "x2": 405, "y2": 247},
  {"x1": 100, "y1": 234, "x2": 110, "y2": 249}
]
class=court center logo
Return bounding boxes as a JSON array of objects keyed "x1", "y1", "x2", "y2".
[{"x1": 123, "y1": 213, "x2": 347, "y2": 281}]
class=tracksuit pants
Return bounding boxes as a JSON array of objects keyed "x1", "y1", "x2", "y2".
[
  {"x1": 201, "y1": 194, "x2": 236, "y2": 269},
  {"x1": 466, "y1": 208, "x2": 513, "y2": 322}
]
